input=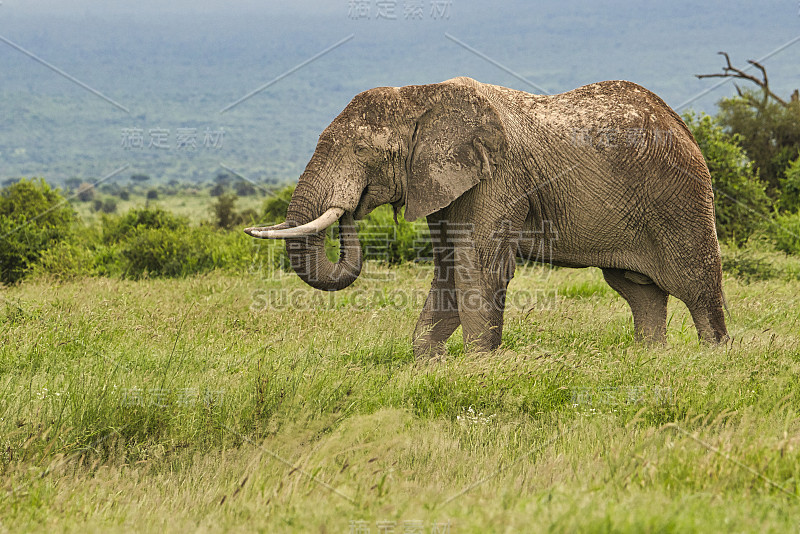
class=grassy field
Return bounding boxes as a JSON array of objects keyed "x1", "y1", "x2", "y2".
[{"x1": 1, "y1": 256, "x2": 800, "y2": 532}]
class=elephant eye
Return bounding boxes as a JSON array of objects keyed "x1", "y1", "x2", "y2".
[{"x1": 354, "y1": 145, "x2": 371, "y2": 158}]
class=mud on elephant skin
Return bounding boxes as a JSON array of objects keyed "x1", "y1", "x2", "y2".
[{"x1": 245, "y1": 76, "x2": 729, "y2": 357}]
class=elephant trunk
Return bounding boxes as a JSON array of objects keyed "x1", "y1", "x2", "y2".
[
  {"x1": 243, "y1": 173, "x2": 364, "y2": 292},
  {"x1": 285, "y1": 210, "x2": 362, "y2": 291}
]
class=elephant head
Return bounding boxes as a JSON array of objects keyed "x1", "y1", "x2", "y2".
[{"x1": 245, "y1": 78, "x2": 508, "y2": 291}]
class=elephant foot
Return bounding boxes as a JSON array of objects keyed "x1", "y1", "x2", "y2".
[
  {"x1": 696, "y1": 324, "x2": 731, "y2": 345},
  {"x1": 633, "y1": 325, "x2": 667, "y2": 344},
  {"x1": 413, "y1": 306, "x2": 461, "y2": 360},
  {"x1": 413, "y1": 338, "x2": 448, "y2": 360}
]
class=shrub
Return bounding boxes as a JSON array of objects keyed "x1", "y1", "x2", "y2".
[
  {"x1": 32, "y1": 241, "x2": 96, "y2": 280},
  {"x1": 769, "y1": 211, "x2": 800, "y2": 255},
  {"x1": 261, "y1": 185, "x2": 294, "y2": 223},
  {"x1": 77, "y1": 182, "x2": 95, "y2": 201},
  {"x1": 101, "y1": 198, "x2": 118, "y2": 214},
  {"x1": 779, "y1": 155, "x2": 800, "y2": 214},
  {"x1": 358, "y1": 205, "x2": 430, "y2": 264},
  {"x1": 91, "y1": 197, "x2": 118, "y2": 214},
  {"x1": 0, "y1": 178, "x2": 77, "y2": 284},
  {"x1": 121, "y1": 227, "x2": 203, "y2": 278},
  {"x1": 213, "y1": 193, "x2": 239, "y2": 229},
  {"x1": 120, "y1": 226, "x2": 250, "y2": 279},
  {"x1": 716, "y1": 92, "x2": 800, "y2": 193},
  {"x1": 684, "y1": 112, "x2": 772, "y2": 245},
  {"x1": 0, "y1": 178, "x2": 74, "y2": 222},
  {"x1": 234, "y1": 181, "x2": 257, "y2": 197},
  {"x1": 101, "y1": 207, "x2": 187, "y2": 244}
]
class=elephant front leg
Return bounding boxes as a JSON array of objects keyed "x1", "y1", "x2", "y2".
[
  {"x1": 413, "y1": 282, "x2": 460, "y2": 358},
  {"x1": 455, "y1": 261, "x2": 510, "y2": 353},
  {"x1": 413, "y1": 219, "x2": 461, "y2": 359},
  {"x1": 449, "y1": 211, "x2": 521, "y2": 353},
  {"x1": 415, "y1": 209, "x2": 522, "y2": 356}
]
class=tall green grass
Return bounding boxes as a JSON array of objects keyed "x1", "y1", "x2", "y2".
[{"x1": 2, "y1": 261, "x2": 799, "y2": 532}]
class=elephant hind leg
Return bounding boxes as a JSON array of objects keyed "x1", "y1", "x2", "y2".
[
  {"x1": 602, "y1": 268, "x2": 668, "y2": 342},
  {"x1": 659, "y1": 267, "x2": 729, "y2": 344},
  {"x1": 683, "y1": 295, "x2": 729, "y2": 344}
]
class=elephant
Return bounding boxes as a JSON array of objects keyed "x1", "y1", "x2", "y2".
[{"x1": 245, "y1": 76, "x2": 729, "y2": 357}]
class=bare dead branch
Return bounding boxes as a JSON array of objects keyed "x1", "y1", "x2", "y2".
[{"x1": 696, "y1": 51, "x2": 788, "y2": 107}]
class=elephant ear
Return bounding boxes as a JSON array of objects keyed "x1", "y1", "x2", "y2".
[{"x1": 404, "y1": 82, "x2": 508, "y2": 222}]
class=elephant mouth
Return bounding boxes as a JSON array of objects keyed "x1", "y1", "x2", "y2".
[{"x1": 245, "y1": 207, "x2": 363, "y2": 292}]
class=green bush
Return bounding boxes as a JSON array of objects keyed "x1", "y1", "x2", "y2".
[
  {"x1": 0, "y1": 178, "x2": 77, "y2": 284},
  {"x1": 261, "y1": 185, "x2": 295, "y2": 223},
  {"x1": 91, "y1": 206, "x2": 250, "y2": 278},
  {"x1": 721, "y1": 248, "x2": 778, "y2": 282},
  {"x1": 684, "y1": 112, "x2": 772, "y2": 245},
  {"x1": 779, "y1": 156, "x2": 800, "y2": 214},
  {"x1": 101, "y1": 198, "x2": 118, "y2": 214},
  {"x1": 769, "y1": 211, "x2": 800, "y2": 255},
  {"x1": 32, "y1": 240, "x2": 97, "y2": 280},
  {"x1": 716, "y1": 92, "x2": 800, "y2": 193},
  {"x1": 101, "y1": 207, "x2": 187, "y2": 244},
  {"x1": 358, "y1": 205, "x2": 430, "y2": 264},
  {"x1": 120, "y1": 226, "x2": 247, "y2": 279},
  {"x1": 212, "y1": 193, "x2": 257, "y2": 229}
]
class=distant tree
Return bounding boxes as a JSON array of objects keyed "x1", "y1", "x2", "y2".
[
  {"x1": 92, "y1": 199, "x2": 104, "y2": 212},
  {"x1": 119, "y1": 189, "x2": 130, "y2": 201},
  {"x1": 102, "y1": 198, "x2": 118, "y2": 214},
  {"x1": 214, "y1": 172, "x2": 233, "y2": 186},
  {"x1": 1, "y1": 178, "x2": 20, "y2": 188},
  {"x1": 697, "y1": 52, "x2": 793, "y2": 108},
  {"x1": 77, "y1": 182, "x2": 95, "y2": 202},
  {"x1": 234, "y1": 180, "x2": 257, "y2": 197},
  {"x1": 209, "y1": 183, "x2": 226, "y2": 197},
  {"x1": 131, "y1": 174, "x2": 151, "y2": 183},
  {"x1": 213, "y1": 192, "x2": 239, "y2": 229},
  {"x1": 715, "y1": 96, "x2": 800, "y2": 196},
  {"x1": 697, "y1": 52, "x2": 800, "y2": 197},
  {"x1": 146, "y1": 189, "x2": 159, "y2": 200},
  {"x1": 64, "y1": 177, "x2": 82, "y2": 190}
]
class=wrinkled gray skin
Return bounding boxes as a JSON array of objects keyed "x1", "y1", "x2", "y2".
[{"x1": 250, "y1": 77, "x2": 729, "y2": 357}]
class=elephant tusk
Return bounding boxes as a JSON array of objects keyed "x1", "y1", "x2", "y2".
[{"x1": 244, "y1": 207, "x2": 345, "y2": 239}]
